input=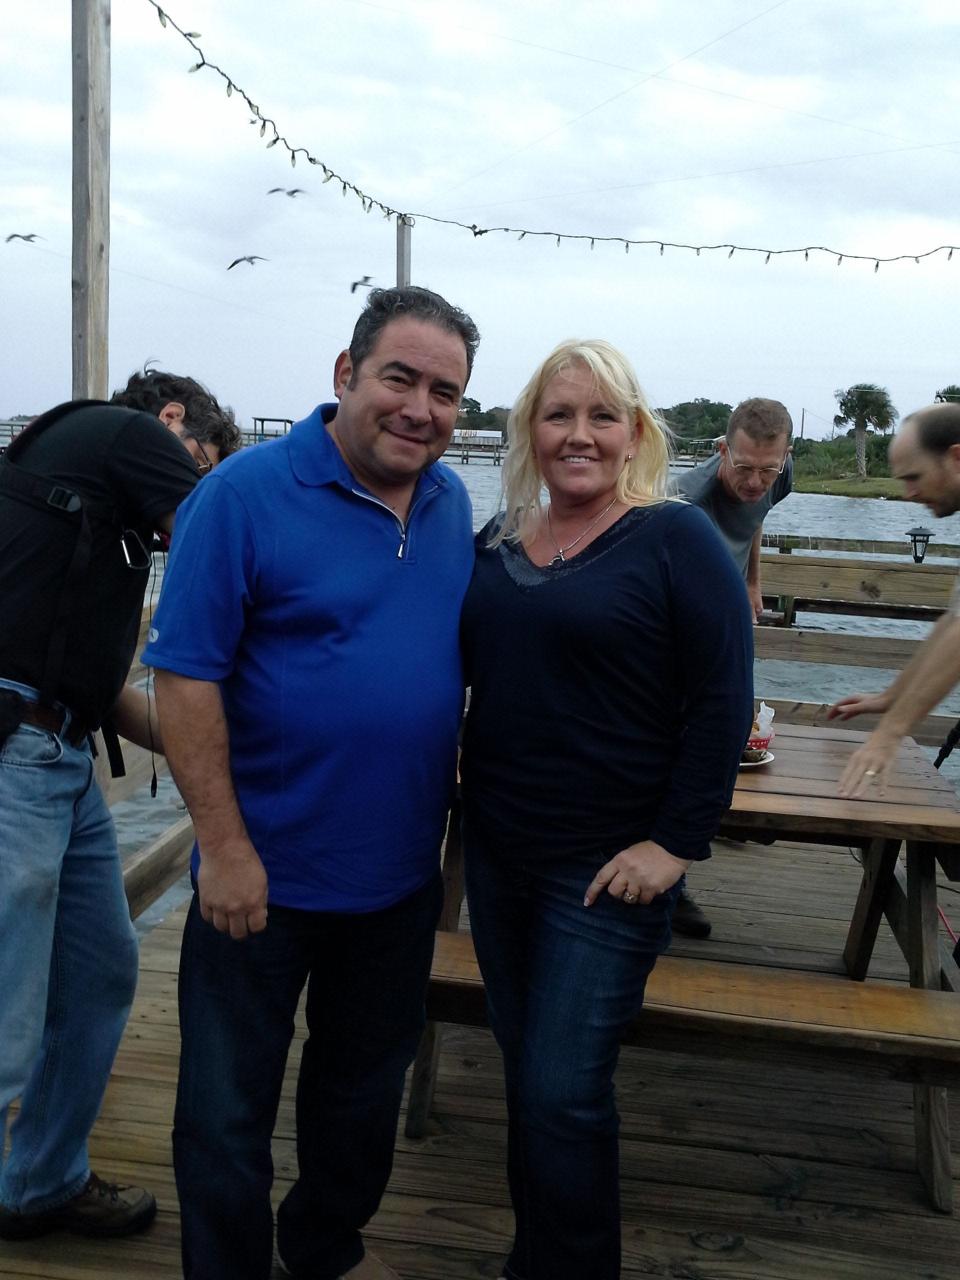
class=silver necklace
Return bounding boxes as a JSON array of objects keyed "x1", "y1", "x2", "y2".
[{"x1": 546, "y1": 497, "x2": 619, "y2": 565}]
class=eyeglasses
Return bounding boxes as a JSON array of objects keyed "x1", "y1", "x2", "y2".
[
  {"x1": 176, "y1": 428, "x2": 214, "y2": 474},
  {"x1": 725, "y1": 454, "x2": 788, "y2": 481},
  {"x1": 190, "y1": 437, "x2": 214, "y2": 474}
]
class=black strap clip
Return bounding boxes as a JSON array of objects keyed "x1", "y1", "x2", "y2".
[{"x1": 46, "y1": 486, "x2": 83, "y2": 514}]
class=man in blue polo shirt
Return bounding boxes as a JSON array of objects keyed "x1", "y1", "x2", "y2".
[{"x1": 144, "y1": 286, "x2": 479, "y2": 1280}]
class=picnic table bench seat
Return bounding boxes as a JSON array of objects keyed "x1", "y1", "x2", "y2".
[
  {"x1": 420, "y1": 927, "x2": 960, "y2": 1082},
  {"x1": 405, "y1": 758, "x2": 960, "y2": 1213}
]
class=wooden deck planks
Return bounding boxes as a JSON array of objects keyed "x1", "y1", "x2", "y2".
[{"x1": 3, "y1": 837, "x2": 960, "y2": 1279}]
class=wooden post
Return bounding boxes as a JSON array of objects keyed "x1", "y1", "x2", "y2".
[
  {"x1": 396, "y1": 216, "x2": 412, "y2": 287},
  {"x1": 906, "y1": 843, "x2": 954, "y2": 1212},
  {"x1": 72, "y1": 0, "x2": 111, "y2": 400}
]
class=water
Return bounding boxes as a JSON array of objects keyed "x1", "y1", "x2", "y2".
[
  {"x1": 445, "y1": 456, "x2": 960, "y2": 550},
  {"x1": 125, "y1": 465, "x2": 960, "y2": 930},
  {"x1": 443, "y1": 459, "x2": 960, "y2": 769}
]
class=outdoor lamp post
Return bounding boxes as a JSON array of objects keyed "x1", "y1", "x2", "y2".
[{"x1": 907, "y1": 526, "x2": 933, "y2": 563}]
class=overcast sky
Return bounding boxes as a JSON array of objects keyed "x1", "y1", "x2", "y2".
[{"x1": 2, "y1": 0, "x2": 958, "y2": 437}]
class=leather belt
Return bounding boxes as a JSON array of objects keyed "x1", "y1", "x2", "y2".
[{"x1": 19, "y1": 702, "x2": 90, "y2": 747}]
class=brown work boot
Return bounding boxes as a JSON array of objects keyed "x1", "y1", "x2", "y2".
[{"x1": 0, "y1": 1173, "x2": 156, "y2": 1240}]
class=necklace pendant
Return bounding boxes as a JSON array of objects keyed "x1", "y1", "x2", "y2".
[{"x1": 549, "y1": 549, "x2": 565, "y2": 566}]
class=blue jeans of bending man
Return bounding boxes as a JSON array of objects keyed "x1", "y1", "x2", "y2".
[
  {"x1": 464, "y1": 833, "x2": 679, "y2": 1280},
  {"x1": 0, "y1": 680, "x2": 139, "y2": 1215},
  {"x1": 174, "y1": 870, "x2": 443, "y2": 1280}
]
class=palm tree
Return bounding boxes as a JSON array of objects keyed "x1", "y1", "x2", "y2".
[
  {"x1": 833, "y1": 384, "x2": 898, "y2": 479},
  {"x1": 935, "y1": 385, "x2": 960, "y2": 403}
]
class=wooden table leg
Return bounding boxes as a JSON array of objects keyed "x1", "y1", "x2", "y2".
[
  {"x1": 406, "y1": 799, "x2": 466, "y2": 1139},
  {"x1": 404, "y1": 1021, "x2": 442, "y2": 1139},
  {"x1": 907, "y1": 842, "x2": 954, "y2": 1213},
  {"x1": 843, "y1": 838, "x2": 901, "y2": 980}
]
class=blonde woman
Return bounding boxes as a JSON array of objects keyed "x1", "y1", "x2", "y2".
[{"x1": 459, "y1": 340, "x2": 753, "y2": 1280}]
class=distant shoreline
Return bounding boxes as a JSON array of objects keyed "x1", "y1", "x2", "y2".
[{"x1": 792, "y1": 476, "x2": 902, "y2": 499}]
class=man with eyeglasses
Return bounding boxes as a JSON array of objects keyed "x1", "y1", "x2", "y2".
[
  {"x1": 0, "y1": 369, "x2": 239, "y2": 1246},
  {"x1": 676, "y1": 398, "x2": 794, "y2": 621},
  {"x1": 670, "y1": 398, "x2": 793, "y2": 937}
]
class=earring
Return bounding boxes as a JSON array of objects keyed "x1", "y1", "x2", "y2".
[{"x1": 626, "y1": 453, "x2": 634, "y2": 461}]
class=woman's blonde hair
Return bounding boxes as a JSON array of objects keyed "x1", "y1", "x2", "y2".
[{"x1": 492, "y1": 339, "x2": 674, "y2": 545}]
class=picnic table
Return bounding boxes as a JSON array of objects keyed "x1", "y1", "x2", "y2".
[
  {"x1": 408, "y1": 719, "x2": 960, "y2": 1211},
  {"x1": 719, "y1": 719, "x2": 960, "y2": 1209},
  {"x1": 723, "y1": 720, "x2": 960, "y2": 981}
]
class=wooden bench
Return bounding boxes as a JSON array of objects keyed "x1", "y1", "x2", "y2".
[
  {"x1": 759, "y1": 551, "x2": 955, "y2": 627},
  {"x1": 405, "y1": 808, "x2": 960, "y2": 1213},
  {"x1": 751, "y1": 552, "x2": 958, "y2": 671},
  {"x1": 422, "y1": 928, "x2": 960, "y2": 1084}
]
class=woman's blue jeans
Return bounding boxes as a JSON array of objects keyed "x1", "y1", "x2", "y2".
[
  {"x1": 0, "y1": 693, "x2": 138, "y2": 1214},
  {"x1": 173, "y1": 871, "x2": 443, "y2": 1280},
  {"x1": 464, "y1": 832, "x2": 678, "y2": 1280}
]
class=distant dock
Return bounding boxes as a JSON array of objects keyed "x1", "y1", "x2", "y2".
[{"x1": 443, "y1": 429, "x2": 503, "y2": 465}]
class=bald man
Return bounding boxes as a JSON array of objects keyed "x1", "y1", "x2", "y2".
[{"x1": 830, "y1": 402, "x2": 960, "y2": 794}]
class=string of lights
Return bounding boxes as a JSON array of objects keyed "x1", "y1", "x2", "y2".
[{"x1": 147, "y1": 1, "x2": 959, "y2": 271}]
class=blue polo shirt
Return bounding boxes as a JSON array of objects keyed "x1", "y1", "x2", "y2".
[{"x1": 143, "y1": 405, "x2": 474, "y2": 912}]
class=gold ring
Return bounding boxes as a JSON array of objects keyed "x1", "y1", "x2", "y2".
[{"x1": 623, "y1": 891, "x2": 638, "y2": 904}]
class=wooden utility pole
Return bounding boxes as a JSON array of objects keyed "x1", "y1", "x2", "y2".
[
  {"x1": 396, "y1": 216, "x2": 412, "y2": 287},
  {"x1": 72, "y1": 0, "x2": 111, "y2": 400}
]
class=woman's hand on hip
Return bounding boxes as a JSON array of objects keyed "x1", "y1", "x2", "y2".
[{"x1": 584, "y1": 840, "x2": 691, "y2": 907}]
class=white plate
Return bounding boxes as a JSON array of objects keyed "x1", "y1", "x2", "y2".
[{"x1": 740, "y1": 750, "x2": 774, "y2": 769}]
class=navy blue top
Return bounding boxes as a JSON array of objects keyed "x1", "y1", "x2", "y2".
[
  {"x1": 460, "y1": 502, "x2": 754, "y2": 864},
  {"x1": 143, "y1": 405, "x2": 474, "y2": 911}
]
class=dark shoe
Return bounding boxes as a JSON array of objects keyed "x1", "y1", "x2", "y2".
[
  {"x1": 671, "y1": 886, "x2": 712, "y2": 939},
  {"x1": 0, "y1": 1173, "x2": 156, "y2": 1240},
  {"x1": 341, "y1": 1255, "x2": 401, "y2": 1279},
  {"x1": 279, "y1": 1250, "x2": 401, "y2": 1279}
]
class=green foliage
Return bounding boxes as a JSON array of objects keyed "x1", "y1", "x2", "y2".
[
  {"x1": 832, "y1": 383, "x2": 897, "y2": 478},
  {"x1": 936, "y1": 385, "x2": 960, "y2": 403},
  {"x1": 792, "y1": 433, "x2": 891, "y2": 480},
  {"x1": 658, "y1": 398, "x2": 732, "y2": 440},
  {"x1": 459, "y1": 398, "x2": 508, "y2": 438},
  {"x1": 833, "y1": 383, "x2": 897, "y2": 435}
]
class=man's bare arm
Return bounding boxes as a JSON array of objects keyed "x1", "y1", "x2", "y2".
[
  {"x1": 829, "y1": 610, "x2": 955, "y2": 722},
  {"x1": 153, "y1": 670, "x2": 267, "y2": 939},
  {"x1": 746, "y1": 528, "x2": 763, "y2": 622},
  {"x1": 108, "y1": 684, "x2": 163, "y2": 753},
  {"x1": 876, "y1": 612, "x2": 960, "y2": 736},
  {"x1": 838, "y1": 612, "x2": 960, "y2": 795}
]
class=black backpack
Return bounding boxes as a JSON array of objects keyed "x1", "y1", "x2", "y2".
[{"x1": 0, "y1": 400, "x2": 128, "y2": 773}]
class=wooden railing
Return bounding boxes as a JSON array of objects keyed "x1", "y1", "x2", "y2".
[
  {"x1": 763, "y1": 533, "x2": 960, "y2": 559},
  {"x1": 758, "y1": 550, "x2": 955, "y2": 632}
]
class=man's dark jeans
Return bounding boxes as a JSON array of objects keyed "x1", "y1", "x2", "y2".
[{"x1": 173, "y1": 872, "x2": 443, "y2": 1280}]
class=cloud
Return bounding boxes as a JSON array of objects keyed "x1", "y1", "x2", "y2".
[{"x1": 2, "y1": 0, "x2": 957, "y2": 436}]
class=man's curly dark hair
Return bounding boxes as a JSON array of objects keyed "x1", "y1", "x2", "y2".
[{"x1": 110, "y1": 367, "x2": 242, "y2": 458}]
